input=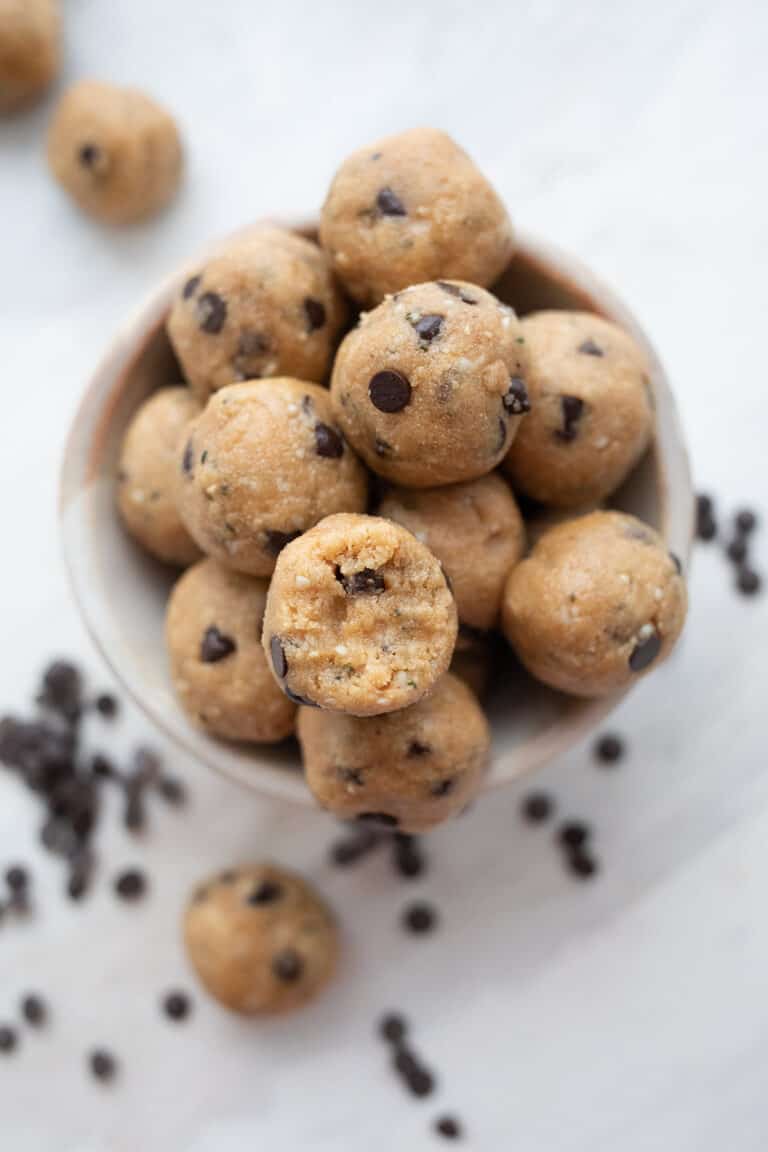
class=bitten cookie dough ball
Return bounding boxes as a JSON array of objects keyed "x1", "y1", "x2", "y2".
[
  {"x1": 298, "y1": 674, "x2": 489, "y2": 833},
  {"x1": 117, "y1": 387, "x2": 201, "y2": 567},
  {"x1": 503, "y1": 312, "x2": 653, "y2": 507},
  {"x1": 0, "y1": 0, "x2": 59, "y2": 114},
  {"x1": 47, "y1": 80, "x2": 182, "y2": 224},
  {"x1": 263, "y1": 514, "x2": 457, "y2": 716},
  {"x1": 167, "y1": 229, "x2": 348, "y2": 403},
  {"x1": 451, "y1": 627, "x2": 493, "y2": 700},
  {"x1": 380, "y1": 473, "x2": 525, "y2": 631},
  {"x1": 165, "y1": 558, "x2": 296, "y2": 743},
  {"x1": 320, "y1": 127, "x2": 513, "y2": 305},
  {"x1": 331, "y1": 280, "x2": 530, "y2": 487},
  {"x1": 501, "y1": 511, "x2": 687, "y2": 697},
  {"x1": 177, "y1": 379, "x2": 368, "y2": 577},
  {"x1": 184, "y1": 864, "x2": 338, "y2": 1015}
]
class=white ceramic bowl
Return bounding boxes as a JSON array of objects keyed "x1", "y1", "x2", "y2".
[{"x1": 60, "y1": 222, "x2": 693, "y2": 806}]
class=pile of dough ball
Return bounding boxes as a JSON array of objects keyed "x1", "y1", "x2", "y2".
[{"x1": 114, "y1": 128, "x2": 688, "y2": 838}]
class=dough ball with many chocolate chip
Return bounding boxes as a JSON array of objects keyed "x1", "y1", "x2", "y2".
[
  {"x1": 331, "y1": 280, "x2": 530, "y2": 487},
  {"x1": 263, "y1": 513, "x2": 457, "y2": 715},
  {"x1": 167, "y1": 229, "x2": 348, "y2": 403},
  {"x1": 0, "y1": 0, "x2": 59, "y2": 114},
  {"x1": 184, "y1": 864, "x2": 338, "y2": 1015},
  {"x1": 165, "y1": 557, "x2": 296, "y2": 743},
  {"x1": 177, "y1": 379, "x2": 368, "y2": 577},
  {"x1": 47, "y1": 80, "x2": 182, "y2": 224},
  {"x1": 379, "y1": 473, "x2": 525, "y2": 631},
  {"x1": 298, "y1": 673, "x2": 489, "y2": 833},
  {"x1": 117, "y1": 386, "x2": 202, "y2": 567},
  {"x1": 320, "y1": 127, "x2": 513, "y2": 306},
  {"x1": 503, "y1": 312, "x2": 653, "y2": 507},
  {"x1": 501, "y1": 511, "x2": 687, "y2": 697}
]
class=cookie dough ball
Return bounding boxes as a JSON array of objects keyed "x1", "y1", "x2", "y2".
[
  {"x1": 451, "y1": 627, "x2": 493, "y2": 699},
  {"x1": 184, "y1": 864, "x2": 338, "y2": 1015},
  {"x1": 117, "y1": 387, "x2": 201, "y2": 567},
  {"x1": 263, "y1": 514, "x2": 457, "y2": 716},
  {"x1": 320, "y1": 128, "x2": 513, "y2": 305},
  {"x1": 177, "y1": 379, "x2": 368, "y2": 577},
  {"x1": 501, "y1": 511, "x2": 687, "y2": 697},
  {"x1": 0, "y1": 0, "x2": 59, "y2": 115},
  {"x1": 165, "y1": 558, "x2": 296, "y2": 743},
  {"x1": 380, "y1": 473, "x2": 525, "y2": 631},
  {"x1": 298, "y1": 674, "x2": 489, "y2": 833},
  {"x1": 503, "y1": 312, "x2": 653, "y2": 507},
  {"x1": 331, "y1": 280, "x2": 530, "y2": 487},
  {"x1": 47, "y1": 80, "x2": 182, "y2": 224},
  {"x1": 167, "y1": 229, "x2": 348, "y2": 403}
]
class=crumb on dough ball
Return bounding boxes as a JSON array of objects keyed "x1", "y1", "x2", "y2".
[
  {"x1": 331, "y1": 280, "x2": 530, "y2": 487},
  {"x1": 379, "y1": 473, "x2": 525, "y2": 631},
  {"x1": 263, "y1": 513, "x2": 457, "y2": 716},
  {"x1": 47, "y1": 80, "x2": 182, "y2": 224},
  {"x1": 501, "y1": 511, "x2": 687, "y2": 697},
  {"x1": 177, "y1": 379, "x2": 368, "y2": 577},
  {"x1": 117, "y1": 386, "x2": 201, "y2": 567},
  {"x1": 503, "y1": 312, "x2": 654, "y2": 507},
  {"x1": 165, "y1": 557, "x2": 296, "y2": 743},
  {"x1": 184, "y1": 864, "x2": 338, "y2": 1015},
  {"x1": 298, "y1": 673, "x2": 490, "y2": 833},
  {"x1": 320, "y1": 127, "x2": 513, "y2": 305},
  {"x1": 167, "y1": 229, "x2": 348, "y2": 402},
  {"x1": 0, "y1": 0, "x2": 59, "y2": 115}
]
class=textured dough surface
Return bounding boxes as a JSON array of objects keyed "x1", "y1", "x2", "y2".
[
  {"x1": 320, "y1": 127, "x2": 513, "y2": 305},
  {"x1": 263, "y1": 513, "x2": 457, "y2": 715},
  {"x1": 297, "y1": 673, "x2": 489, "y2": 832},
  {"x1": 0, "y1": 0, "x2": 59, "y2": 113},
  {"x1": 501, "y1": 511, "x2": 687, "y2": 697},
  {"x1": 177, "y1": 379, "x2": 368, "y2": 576},
  {"x1": 47, "y1": 80, "x2": 182, "y2": 224},
  {"x1": 380, "y1": 473, "x2": 525, "y2": 630},
  {"x1": 165, "y1": 558, "x2": 296, "y2": 743},
  {"x1": 503, "y1": 311, "x2": 653, "y2": 507},
  {"x1": 331, "y1": 280, "x2": 530, "y2": 487},
  {"x1": 117, "y1": 386, "x2": 201, "y2": 567},
  {"x1": 167, "y1": 229, "x2": 348, "y2": 402},
  {"x1": 184, "y1": 864, "x2": 338, "y2": 1015}
]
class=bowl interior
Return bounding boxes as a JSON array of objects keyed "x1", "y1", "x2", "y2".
[{"x1": 60, "y1": 228, "x2": 693, "y2": 806}]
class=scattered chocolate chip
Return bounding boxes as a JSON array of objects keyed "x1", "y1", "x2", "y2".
[
  {"x1": 369, "y1": 370, "x2": 412, "y2": 413},
  {"x1": 403, "y1": 901, "x2": 437, "y2": 934},
  {"x1": 407, "y1": 740, "x2": 431, "y2": 758},
  {"x1": 133, "y1": 746, "x2": 161, "y2": 785},
  {"x1": 521, "y1": 792, "x2": 553, "y2": 824},
  {"x1": 269, "y1": 636, "x2": 288, "y2": 679},
  {"x1": 568, "y1": 849, "x2": 598, "y2": 879},
  {"x1": 394, "y1": 1046, "x2": 436, "y2": 1097},
  {"x1": 376, "y1": 186, "x2": 406, "y2": 216},
  {"x1": 200, "y1": 626, "x2": 237, "y2": 663},
  {"x1": 196, "y1": 292, "x2": 227, "y2": 334},
  {"x1": 39, "y1": 661, "x2": 82, "y2": 723},
  {"x1": 411, "y1": 314, "x2": 444, "y2": 343},
  {"x1": 181, "y1": 439, "x2": 194, "y2": 476},
  {"x1": 157, "y1": 775, "x2": 186, "y2": 806},
  {"x1": 0, "y1": 1025, "x2": 18, "y2": 1054},
  {"x1": 735, "y1": 509, "x2": 757, "y2": 535},
  {"x1": 336, "y1": 566, "x2": 386, "y2": 595},
  {"x1": 594, "y1": 733, "x2": 625, "y2": 765},
  {"x1": 114, "y1": 868, "x2": 147, "y2": 902},
  {"x1": 66, "y1": 865, "x2": 90, "y2": 902},
  {"x1": 393, "y1": 834, "x2": 425, "y2": 880},
  {"x1": 629, "y1": 626, "x2": 661, "y2": 672},
  {"x1": 380, "y1": 1013, "x2": 408, "y2": 1045},
  {"x1": 123, "y1": 789, "x2": 146, "y2": 836},
  {"x1": 357, "y1": 812, "x2": 398, "y2": 828},
  {"x1": 20, "y1": 994, "x2": 47, "y2": 1027},
  {"x1": 726, "y1": 537, "x2": 748, "y2": 565},
  {"x1": 670, "y1": 552, "x2": 682, "y2": 575},
  {"x1": 272, "y1": 949, "x2": 303, "y2": 982},
  {"x1": 94, "y1": 693, "x2": 118, "y2": 719},
  {"x1": 435, "y1": 1116, "x2": 463, "y2": 1140},
  {"x1": 247, "y1": 880, "x2": 282, "y2": 905},
  {"x1": 5, "y1": 864, "x2": 29, "y2": 892},
  {"x1": 263, "y1": 529, "x2": 301, "y2": 555},
  {"x1": 437, "y1": 282, "x2": 477, "y2": 305},
  {"x1": 503, "y1": 376, "x2": 531, "y2": 415},
  {"x1": 737, "y1": 566, "x2": 761, "y2": 596},
  {"x1": 315, "y1": 423, "x2": 344, "y2": 458},
  {"x1": 556, "y1": 395, "x2": 585, "y2": 442},
  {"x1": 430, "y1": 778, "x2": 454, "y2": 798},
  {"x1": 696, "y1": 493, "x2": 717, "y2": 541},
  {"x1": 89, "y1": 1048, "x2": 117, "y2": 1082},
  {"x1": 558, "y1": 821, "x2": 590, "y2": 849},
  {"x1": 578, "y1": 338, "x2": 604, "y2": 357},
  {"x1": 330, "y1": 828, "x2": 381, "y2": 867},
  {"x1": 162, "y1": 990, "x2": 192, "y2": 1022},
  {"x1": 182, "y1": 274, "x2": 201, "y2": 300},
  {"x1": 303, "y1": 297, "x2": 327, "y2": 331}
]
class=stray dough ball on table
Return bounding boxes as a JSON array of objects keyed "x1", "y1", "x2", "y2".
[
  {"x1": 503, "y1": 312, "x2": 653, "y2": 507},
  {"x1": 298, "y1": 673, "x2": 490, "y2": 833},
  {"x1": 47, "y1": 80, "x2": 182, "y2": 224},
  {"x1": 184, "y1": 864, "x2": 338, "y2": 1015},
  {"x1": 450, "y1": 627, "x2": 493, "y2": 700},
  {"x1": 379, "y1": 473, "x2": 525, "y2": 631},
  {"x1": 117, "y1": 387, "x2": 201, "y2": 567},
  {"x1": 263, "y1": 513, "x2": 457, "y2": 715},
  {"x1": 165, "y1": 557, "x2": 296, "y2": 743},
  {"x1": 167, "y1": 229, "x2": 348, "y2": 403},
  {"x1": 331, "y1": 280, "x2": 530, "y2": 487},
  {"x1": 320, "y1": 127, "x2": 513, "y2": 305},
  {"x1": 0, "y1": 0, "x2": 59, "y2": 114},
  {"x1": 177, "y1": 379, "x2": 368, "y2": 577},
  {"x1": 501, "y1": 511, "x2": 687, "y2": 697}
]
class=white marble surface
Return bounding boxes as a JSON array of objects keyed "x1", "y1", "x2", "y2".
[{"x1": 1, "y1": 0, "x2": 767, "y2": 1148}]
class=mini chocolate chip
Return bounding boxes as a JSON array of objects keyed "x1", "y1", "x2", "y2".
[
  {"x1": 339, "y1": 767, "x2": 365, "y2": 787},
  {"x1": 393, "y1": 834, "x2": 425, "y2": 879},
  {"x1": 357, "y1": 812, "x2": 398, "y2": 828},
  {"x1": 270, "y1": 636, "x2": 288, "y2": 679},
  {"x1": 379, "y1": 1013, "x2": 408, "y2": 1045},
  {"x1": 696, "y1": 493, "x2": 717, "y2": 541},
  {"x1": 263, "y1": 529, "x2": 301, "y2": 555},
  {"x1": 133, "y1": 745, "x2": 161, "y2": 783},
  {"x1": 558, "y1": 821, "x2": 590, "y2": 849},
  {"x1": 0, "y1": 1025, "x2": 18, "y2": 1054},
  {"x1": 200, "y1": 626, "x2": 237, "y2": 663},
  {"x1": 407, "y1": 740, "x2": 431, "y2": 757},
  {"x1": 303, "y1": 297, "x2": 327, "y2": 331},
  {"x1": 89, "y1": 1048, "x2": 117, "y2": 1082},
  {"x1": 410, "y1": 314, "x2": 444, "y2": 343},
  {"x1": 181, "y1": 439, "x2": 194, "y2": 476},
  {"x1": 437, "y1": 281, "x2": 477, "y2": 305},
  {"x1": 336, "y1": 566, "x2": 386, "y2": 595},
  {"x1": 330, "y1": 828, "x2": 380, "y2": 867},
  {"x1": 594, "y1": 733, "x2": 625, "y2": 765},
  {"x1": 393, "y1": 1047, "x2": 435, "y2": 1097},
  {"x1": 5, "y1": 865, "x2": 29, "y2": 892},
  {"x1": 522, "y1": 792, "x2": 553, "y2": 823},
  {"x1": 162, "y1": 991, "x2": 191, "y2": 1022},
  {"x1": 557, "y1": 395, "x2": 584, "y2": 442},
  {"x1": 735, "y1": 509, "x2": 757, "y2": 535},
  {"x1": 402, "y1": 901, "x2": 437, "y2": 934},
  {"x1": 90, "y1": 752, "x2": 116, "y2": 781},
  {"x1": 726, "y1": 537, "x2": 747, "y2": 564},
  {"x1": 737, "y1": 566, "x2": 762, "y2": 596},
  {"x1": 430, "y1": 778, "x2": 454, "y2": 798},
  {"x1": 315, "y1": 423, "x2": 344, "y2": 458},
  {"x1": 578, "y1": 338, "x2": 604, "y2": 357},
  {"x1": 568, "y1": 849, "x2": 598, "y2": 879},
  {"x1": 247, "y1": 880, "x2": 282, "y2": 905},
  {"x1": 272, "y1": 949, "x2": 303, "y2": 982},
  {"x1": 376, "y1": 186, "x2": 407, "y2": 216},
  {"x1": 435, "y1": 1116, "x2": 463, "y2": 1140},
  {"x1": 629, "y1": 627, "x2": 661, "y2": 672},
  {"x1": 670, "y1": 552, "x2": 683, "y2": 574},
  {"x1": 238, "y1": 330, "x2": 270, "y2": 357},
  {"x1": 95, "y1": 693, "x2": 118, "y2": 719},
  {"x1": 374, "y1": 437, "x2": 393, "y2": 457},
  {"x1": 157, "y1": 775, "x2": 186, "y2": 806},
  {"x1": 369, "y1": 370, "x2": 411, "y2": 413},
  {"x1": 197, "y1": 292, "x2": 227, "y2": 334},
  {"x1": 182, "y1": 274, "x2": 201, "y2": 300},
  {"x1": 114, "y1": 868, "x2": 147, "y2": 902},
  {"x1": 21, "y1": 994, "x2": 47, "y2": 1027},
  {"x1": 503, "y1": 376, "x2": 531, "y2": 415}
]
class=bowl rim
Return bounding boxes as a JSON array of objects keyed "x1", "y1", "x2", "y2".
[{"x1": 60, "y1": 222, "x2": 694, "y2": 807}]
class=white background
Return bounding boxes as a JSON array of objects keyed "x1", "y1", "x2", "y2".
[{"x1": 1, "y1": 1, "x2": 767, "y2": 1149}]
